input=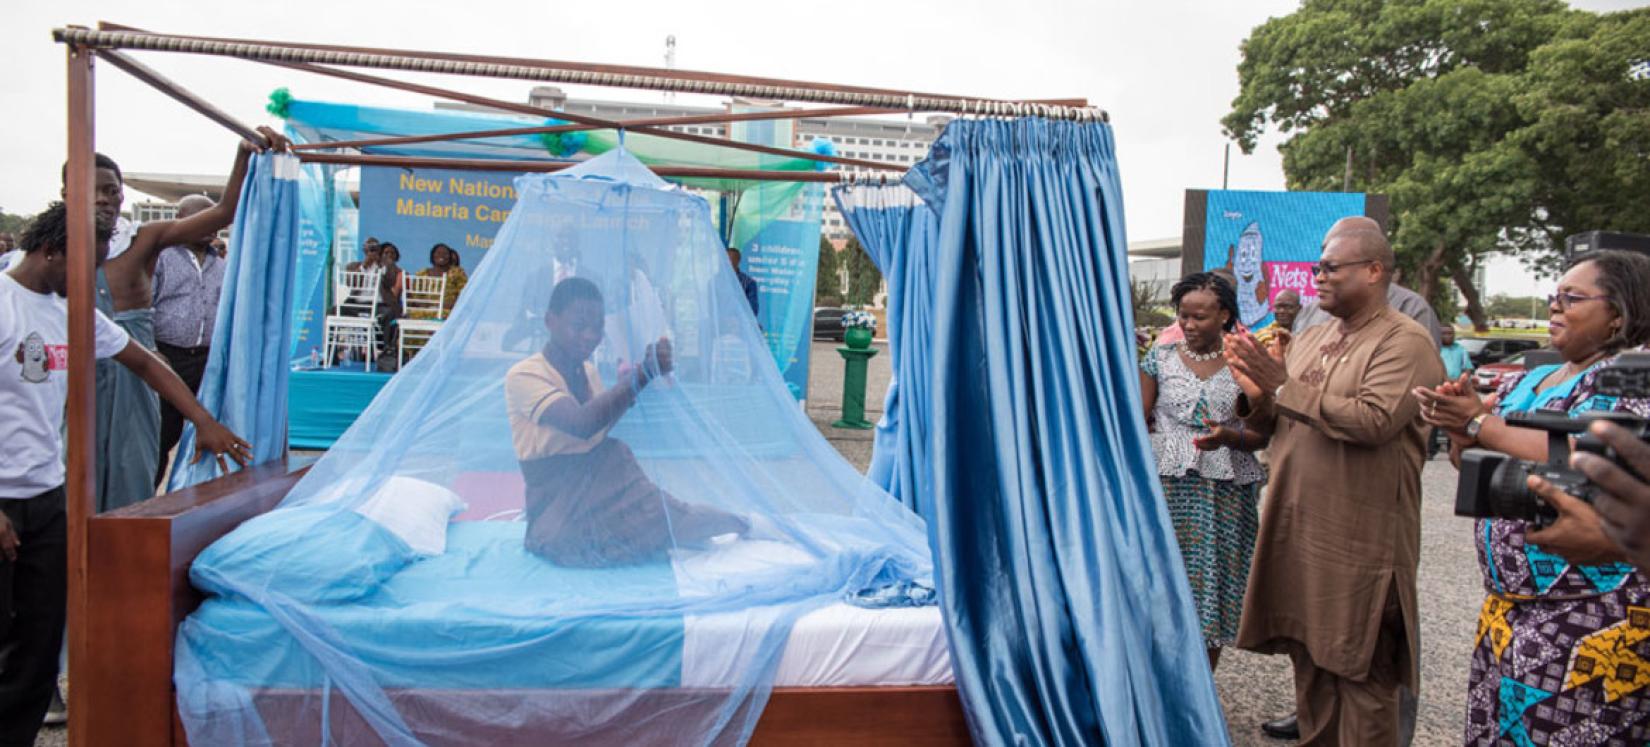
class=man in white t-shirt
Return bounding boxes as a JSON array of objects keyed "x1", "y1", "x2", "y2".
[{"x1": 0, "y1": 202, "x2": 250, "y2": 746}]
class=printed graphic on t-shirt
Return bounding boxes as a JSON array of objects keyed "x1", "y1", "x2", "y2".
[{"x1": 14, "y1": 332, "x2": 60, "y2": 383}]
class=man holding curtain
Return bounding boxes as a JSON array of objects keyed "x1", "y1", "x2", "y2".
[
  {"x1": 1224, "y1": 217, "x2": 1442, "y2": 745},
  {"x1": 71, "y1": 125, "x2": 287, "y2": 510}
]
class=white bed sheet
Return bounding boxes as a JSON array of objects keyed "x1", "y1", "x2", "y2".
[
  {"x1": 671, "y1": 537, "x2": 952, "y2": 688},
  {"x1": 683, "y1": 603, "x2": 954, "y2": 688}
]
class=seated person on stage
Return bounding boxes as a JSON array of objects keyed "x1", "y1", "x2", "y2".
[
  {"x1": 505, "y1": 277, "x2": 749, "y2": 567},
  {"x1": 408, "y1": 243, "x2": 467, "y2": 320}
]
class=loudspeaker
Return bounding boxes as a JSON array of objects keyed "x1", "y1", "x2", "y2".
[{"x1": 1566, "y1": 231, "x2": 1650, "y2": 261}]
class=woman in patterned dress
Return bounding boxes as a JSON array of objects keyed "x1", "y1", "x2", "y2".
[
  {"x1": 409, "y1": 243, "x2": 468, "y2": 320},
  {"x1": 1140, "y1": 272, "x2": 1269, "y2": 670},
  {"x1": 1418, "y1": 250, "x2": 1650, "y2": 745}
]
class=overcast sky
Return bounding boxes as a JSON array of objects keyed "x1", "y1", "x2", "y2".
[{"x1": 3, "y1": 0, "x2": 1642, "y2": 295}]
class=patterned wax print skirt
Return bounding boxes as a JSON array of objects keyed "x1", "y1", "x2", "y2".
[
  {"x1": 1466, "y1": 588, "x2": 1650, "y2": 745},
  {"x1": 1161, "y1": 473, "x2": 1261, "y2": 648}
]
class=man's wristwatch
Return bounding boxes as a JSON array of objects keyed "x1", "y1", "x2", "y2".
[{"x1": 1465, "y1": 413, "x2": 1491, "y2": 440}]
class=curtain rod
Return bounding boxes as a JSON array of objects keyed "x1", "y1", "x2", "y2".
[
  {"x1": 295, "y1": 152, "x2": 862, "y2": 183},
  {"x1": 54, "y1": 27, "x2": 1108, "y2": 123},
  {"x1": 88, "y1": 22, "x2": 1094, "y2": 116}
]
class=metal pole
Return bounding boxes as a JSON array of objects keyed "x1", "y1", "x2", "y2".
[
  {"x1": 63, "y1": 41, "x2": 97, "y2": 747},
  {"x1": 88, "y1": 23, "x2": 1090, "y2": 113},
  {"x1": 273, "y1": 61, "x2": 899, "y2": 172},
  {"x1": 96, "y1": 49, "x2": 268, "y2": 147},
  {"x1": 294, "y1": 151, "x2": 862, "y2": 182},
  {"x1": 1222, "y1": 142, "x2": 1230, "y2": 190},
  {"x1": 287, "y1": 105, "x2": 912, "y2": 154},
  {"x1": 61, "y1": 26, "x2": 1105, "y2": 121},
  {"x1": 1343, "y1": 146, "x2": 1354, "y2": 192}
]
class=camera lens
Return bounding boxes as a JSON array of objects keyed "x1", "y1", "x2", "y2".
[{"x1": 1487, "y1": 459, "x2": 1541, "y2": 523}]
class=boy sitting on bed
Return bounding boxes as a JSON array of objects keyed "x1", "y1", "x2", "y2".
[{"x1": 504, "y1": 277, "x2": 749, "y2": 566}]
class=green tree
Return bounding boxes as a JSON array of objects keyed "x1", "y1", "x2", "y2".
[
  {"x1": 1131, "y1": 278, "x2": 1174, "y2": 329},
  {"x1": 1505, "y1": 10, "x2": 1650, "y2": 265},
  {"x1": 1484, "y1": 294, "x2": 1547, "y2": 319},
  {"x1": 843, "y1": 236, "x2": 883, "y2": 307},
  {"x1": 1224, "y1": 1, "x2": 1650, "y2": 331},
  {"x1": 814, "y1": 235, "x2": 842, "y2": 305},
  {"x1": 0, "y1": 209, "x2": 30, "y2": 237}
]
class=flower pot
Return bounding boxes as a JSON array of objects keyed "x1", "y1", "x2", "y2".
[{"x1": 844, "y1": 327, "x2": 874, "y2": 350}]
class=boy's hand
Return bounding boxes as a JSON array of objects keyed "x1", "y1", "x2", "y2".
[
  {"x1": 241, "y1": 125, "x2": 292, "y2": 154},
  {"x1": 192, "y1": 419, "x2": 253, "y2": 473},
  {"x1": 650, "y1": 337, "x2": 674, "y2": 377}
]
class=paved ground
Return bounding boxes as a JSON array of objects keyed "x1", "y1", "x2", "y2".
[{"x1": 37, "y1": 340, "x2": 1477, "y2": 745}]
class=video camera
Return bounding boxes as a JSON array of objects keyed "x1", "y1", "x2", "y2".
[{"x1": 1455, "y1": 352, "x2": 1650, "y2": 527}]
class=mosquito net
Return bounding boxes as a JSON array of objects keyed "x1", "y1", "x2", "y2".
[{"x1": 174, "y1": 149, "x2": 933, "y2": 746}]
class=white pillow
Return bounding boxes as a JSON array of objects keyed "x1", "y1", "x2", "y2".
[{"x1": 352, "y1": 476, "x2": 467, "y2": 556}]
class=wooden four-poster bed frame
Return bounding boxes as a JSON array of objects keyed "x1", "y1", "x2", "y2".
[{"x1": 51, "y1": 23, "x2": 1106, "y2": 745}]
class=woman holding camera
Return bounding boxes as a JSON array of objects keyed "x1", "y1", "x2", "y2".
[
  {"x1": 1139, "y1": 272, "x2": 1268, "y2": 670},
  {"x1": 1416, "y1": 250, "x2": 1650, "y2": 745}
]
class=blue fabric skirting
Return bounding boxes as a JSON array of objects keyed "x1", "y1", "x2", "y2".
[{"x1": 287, "y1": 368, "x2": 392, "y2": 450}]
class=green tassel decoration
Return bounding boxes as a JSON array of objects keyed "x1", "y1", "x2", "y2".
[{"x1": 266, "y1": 87, "x2": 293, "y2": 119}]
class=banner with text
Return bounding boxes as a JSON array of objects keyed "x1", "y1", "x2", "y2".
[
  {"x1": 744, "y1": 184, "x2": 825, "y2": 399},
  {"x1": 359, "y1": 166, "x2": 519, "y2": 274},
  {"x1": 730, "y1": 112, "x2": 824, "y2": 400},
  {"x1": 289, "y1": 161, "x2": 332, "y2": 367},
  {"x1": 1201, "y1": 189, "x2": 1366, "y2": 329}
]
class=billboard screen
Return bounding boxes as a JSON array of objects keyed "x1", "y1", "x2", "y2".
[{"x1": 1183, "y1": 189, "x2": 1379, "y2": 329}]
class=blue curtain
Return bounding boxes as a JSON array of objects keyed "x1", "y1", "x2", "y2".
[
  {"x1": 171, "y1": 154, "x2": 303, "y2": 489},
  {"x1": 905, "y1": 119, "x2": 1228, "y2": 745},
  {"x1": 830, "y1": 185, "x2": 938, "y2": 514}
]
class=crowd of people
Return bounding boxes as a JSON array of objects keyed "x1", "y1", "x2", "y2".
[
  {"x1": 0, "y1": 131, "x2": 295, "y2": 743},
  {"x1": 9, "y1": 130, "x2": 1650, "y2": 747},
  {"x1": 335, "y1": 237, "x2": 470, "y2": 369},
  {"x1": 1140, "y1": 216, "x2": 1650, "y2": 745}
]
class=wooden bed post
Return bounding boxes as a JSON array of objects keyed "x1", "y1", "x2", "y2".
[{"x1": 63, "y1": 38, "x2": 96, "y2": 747}]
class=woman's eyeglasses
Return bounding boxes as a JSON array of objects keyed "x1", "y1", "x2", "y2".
[{"x1": 1547, "y1": 291, "x2": 1610, "y2": 311}]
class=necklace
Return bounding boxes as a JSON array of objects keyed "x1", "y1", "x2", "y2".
[{"x1": 1184, "y1": 345, "x2": 1224, "y2": 363}]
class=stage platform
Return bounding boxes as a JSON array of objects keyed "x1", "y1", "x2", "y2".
[{"x1": 288, "y1": 365, "x2": 392, "y2": 449}]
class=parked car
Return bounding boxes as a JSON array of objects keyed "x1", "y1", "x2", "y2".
[
  {"x1": 812, "y1": 307, "x2": 850, "y2": 341},
  {"x1": 1458, "y1": 337, "x2": 1541, "y2": 367},
  {"x1": 1473, "y1": 352, "x2": 1530, "y2": 393}
]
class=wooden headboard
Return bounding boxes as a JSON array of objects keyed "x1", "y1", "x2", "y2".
[
  {"x1": 80, "y1": 459, "x2": 970, "y2": 746},
  {"x1": 83, "y1": 459, "x2": 308, "y2": 747}
]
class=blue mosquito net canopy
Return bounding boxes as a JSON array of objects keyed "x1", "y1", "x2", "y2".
[{"x1": 174, "y1": 149, "x2": 933, "y2": 746}]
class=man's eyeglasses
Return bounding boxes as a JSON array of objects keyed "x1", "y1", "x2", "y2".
[
  {"x1": 1547, "y1": 291, "x2": 1610, "y2": 311},
  {"x1": 1312, "y1": 259, "x2": 1376, "y2": 277}
]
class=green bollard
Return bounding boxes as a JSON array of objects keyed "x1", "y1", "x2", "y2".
[{"x1": 832, "y1": 345, "x2": 879, "y2": 430}]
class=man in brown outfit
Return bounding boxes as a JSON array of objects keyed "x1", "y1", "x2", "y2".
[{"x1": 1224, "y1": 217, "x2": 1444, "y2": 745}]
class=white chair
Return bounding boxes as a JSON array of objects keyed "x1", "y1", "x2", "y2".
[
  {"x1": 323, "y1": 269, "x2": 381, "y2": 371},
  {"x1": 397, "y1": 272, "x2": 449, "y2": 365}
]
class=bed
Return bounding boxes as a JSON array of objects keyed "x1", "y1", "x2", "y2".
[{"x1": 80, "y1": 459, "x2": 970, "y2": 746}]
